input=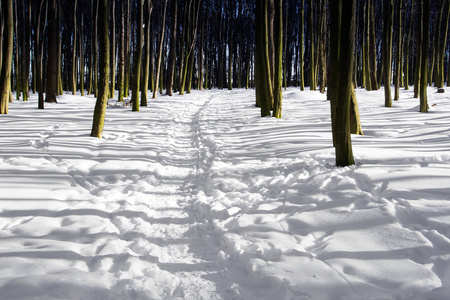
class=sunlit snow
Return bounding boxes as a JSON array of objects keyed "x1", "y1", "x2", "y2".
[{"x1": 0, "y1": 86, "x2": 449, "y2": 299}]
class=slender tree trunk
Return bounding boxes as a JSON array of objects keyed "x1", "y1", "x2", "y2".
[
  {"x1": 118, "y1": 0, "x2": 125, "y2": 102},
  {"x1": 394, "y1": 0, "x2": 402, "y2": 100},
  {"x1": 404, "y1": 0, "x2": 413, "y2": 90},
  {"x1": 35, "y1": 0, "x2": 45, "y2": 109},
  {"x1": 91, "y1": 0, "x2": 109, "y2": 138},
  {"x1": 153, "y1": 0, "x2": 168, "y2": 99},
  {"x1": 141, "y1": 0, "x2": 152, "y2": 105},
  {"x1": 299, "y1": 0, "x2": 304, "y2": 91},
  {"x1": 93, "y1": 0, "x2": 99, "y2": 97},
  {"x1": 0, "y1": 0, "x2": 13, "y2": 114},
  {"x1": 72, "y1": 0, "x2": 77, "y2": 95},
  {"x1": 110, "y1": 0, "x2": 115, "y2": 99},
  {"x1": 419, "y1": 0, "x2": 430, "y2": 113},
  {"x1": 273, "y1": 0, "x2": 283, "y2": 118},
  {"x1": 166, "y1": 0, "x2": 178, "y2": 96},
  {"x1": 132, "y1": 0, "x2": 144, "y2": 111},
  {"x1": 309, "y1": 0, "x2": 316, "y2": 90},
  {"x1": 383, "y1": 0, "x2": 393, "y2": 107},
  {"x1": 80, "y1": 4, "x2": 84, "y2": 96},
  {"x1": 198, "y1": 2, "x2": 204, "y2": 90},
  {"x1": 437, "y1": 0, "x2": 450, "y2": 88},
  {"x1": 414, "y1": 0, "x2": 422, "y2": 98},
  {"x1": 364, "y1": 0, "x2": 372, "y2": 91},
  {"x1": 368, "y1": 0, "x2": 378, "y2": 89},
  {"x1": 228, "y1": 0, "x2": 234, "y2": 90}
]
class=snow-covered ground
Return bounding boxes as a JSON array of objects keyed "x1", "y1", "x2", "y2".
[{"x1": 0, "y1": 86, "x2": 450, "y2": 300}]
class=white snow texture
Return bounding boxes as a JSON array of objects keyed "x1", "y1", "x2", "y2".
[{"x1": 1, "y1": 86, "x2": 450, "y2": 300}]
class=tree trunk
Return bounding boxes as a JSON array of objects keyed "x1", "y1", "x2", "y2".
[
  {"x1": 228, "y1": 0, "x2": 234, "y2": 90},
  {"x1": 118, "y1": 0, "x2": 125, "y2": 102},
  {"x1": 419, "y1": 0, "x2": 430, "y2": 113},
  {"x1": 255, "y1": 0, "x2": 273, "y2": 117},
  {"x1": 0, "y1": 0, "x2": 13, "y2": 114},
  {"x1": 72, "y1": 0, "x2": 77, "y2": 95},
  {"x1": 45, "y1": 0, "x2": 59, "y2": 103},
  {"x1": 93, "y1": 0, "x2": 99, "y2": 97},
  {"x1": 368, "y1": 0, "x2": 378, "y2": 89},
  {"x1": 299, "y1": 0, "x2": 304, "y2": 91},
  {"x1": 153, "y1": 0, "x2": 168, "y2": 99},
  {"x1": 91, "y1": 0, "x2": 109, "y2": 138},
  {"x1": 131, "y1": 0, "x2": 144, "y2": 111},
  {"x1": 110, "y1": 0, "x2": 115, "y2": 98},
  {"x1": 394, "y1": 0, "x2": 402, "y2": 100},
  {"x1": 414, "y1": 0, "x2": 422, "y2": 98},
  {"x1": 330, "y1": 0, "x2": 356, "y2": 167},
  {"x1": 436, "y1": 0, "x2": 450, "y2": 88},
  {"x1": 166, "y1": 0, "x2": 178, "y2": 96},
  {"x1": 141, "y1": 0, "x2": 152, "y2": 105},
  {"x1": 272, "y1": 0, "x2": 283, "y2": 118},
  {"x1": 309, "y1": 0, "x2": 316, "y2": 90},
  {"x1": 364, "y1": 0, "x2": 372, "y2": 91},
  {"x1": 383, "y1": 0, "x2": 393, "y2": 107}
]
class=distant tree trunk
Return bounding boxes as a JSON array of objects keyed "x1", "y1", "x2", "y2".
[
  {"x1": 80, "y1": 3, "x2": 85, "y2": 96},
  {"x1": 110, "y1": 0, "x2": 115, "y2": 99},
  {"x1": 268, "y1": 0, "x2": 275, "y2": 89},
  {"x1": 299, "y1": 0, "x2": 304, "y2": 91},
  {"x1": 404, "y1": 0, "x2": 413, "y2": 90},
  {"x1": 91, "y1": 0, "x2": 109, "y2": 138},
  {"x1": 166, "y1": 0, "x2": 178, "y2": 96},
  {"x1": 0, "y1": 0, "x2": 13, "y2": 114},
  {"x1": 272, "y1": 0, "x2": 283, "y2": 118},
  {"x1": 131, "y1": 0, "x2": 143, "y2": 111},
  {"x1": 118, "y1": 0, "x2": 125, "y2": 102},
  {"x1": 414, "y1": 0, "x2": 422, "y2": 98},
  {"x1": 436, "y1": 0, "x2": 450, "y2": 88},
  {"x1": 255, "y1": 0, "x2": 273, "y2": 117},
  {"x1": 153, "y1": 0, "x2": 168, "y2": 99},
  {"x1": 93, "y1": 0, "x2": 99, "y2": 97},
  {"x1": 368, "y1": 0, "x2": 378, "y2": 89},
  {"x1": 141, "y1": 0, "x2": 152, "y2": 105},
  {"x1": 330, "y1": 0, "x2": 356, "y2": 167},
  {"x1": 34, "y1": 0, "x2": 46, "y2": 109},
  {"x1": 364, "y1": 0, "x2": 372, "y2": 91},
  {"x1": 383, "y1": 0, "x2": 393, "y2": 107},
  {"x1": 309, "y1": 0, "x2": 316, "y2": 90},
  {"x1": 198, "y1": 2, "x2": 204, "y2": 90},
  {"x1": 318, "y1": 0, "x2": 327, "y2": 94},
  {"x1": 14, "y1": 0, "x2": 20, "y2": 101},
  {"x1": 394, "y1": 0, "x2": 402, "y2": 100},
  {"x1": 124, "y1": 0, "x2": 131, "y2": 97},
  {"x1": 228, "y1": 0, "x2": 234, "y2": 90},
  {"x1": 72, "y1": 0, "x2": 77, "y2": 95},
  {"x1": 419, "y1": 0, "x2": 430, "y2": 113},
  {"x1": 45, "y1": 0, "x2": 59, "y2": 103}
]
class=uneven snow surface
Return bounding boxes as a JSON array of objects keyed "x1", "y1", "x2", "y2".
[{"x1": 1, "y1": 87, "x2": 450, "y2": 299}]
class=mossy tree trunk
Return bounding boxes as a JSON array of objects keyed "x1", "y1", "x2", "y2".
[
  {"x1": 91, "y1": 0, "x2": 109, "y2": 138},
  {"x1": 272, "y1": 0, "x2": 283, "y2": 119},
  {"x1": 436, "y1": 0, "x2": 450, "y2": 88},
  {"x1": 131, "y1": 0, "x2": 143, "y2": 111},
  {"x1": 329, "y1": 0, "x2": 356, "y2": 167},
  {"x1": 0, "y1": 0, "x2": 13, "y2": 114}
]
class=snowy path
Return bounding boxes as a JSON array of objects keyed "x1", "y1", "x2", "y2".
[{"x1": 1, "y1": 87, "x2": 450, "y2": 299}]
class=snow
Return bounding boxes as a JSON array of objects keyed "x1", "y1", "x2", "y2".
[{"x1": 0, "y1": 86, "x2": 450, "y2": 299}]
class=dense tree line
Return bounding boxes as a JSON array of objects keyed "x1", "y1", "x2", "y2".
[{"x1": 1, "y1": 0, "x2": 449, "y2": 165}]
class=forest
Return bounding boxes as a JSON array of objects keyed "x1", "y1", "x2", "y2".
[{"x1": 0, "y1": 0, "x2": 450, "y2": 166}]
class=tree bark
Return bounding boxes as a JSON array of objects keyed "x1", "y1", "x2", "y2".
[
  {"x1": 436, "y1": 0, "x2": 450, "y2": 88},
  {"x1": 0, "y1": 0, "x2": 13, "y2": 114},
  {"x1": 45, "y1": 0, "x2": 59, "y2": 103},
  {"x1": 383, "y1": 0, "x2": 393, "y2": 107},
  {"x1": 166, "y1": 0, "x2": 178, "y2": 96},
  {"x1": 394, "y1": 0, "x2": 402, "y2": 100},
  {"x1": 132, "y1": 0, "x2": 144, "y2": 111},
  {"x1": 419, "y1": 0, "x2": 430, "y2": 113},
  {"x1": 272, "y1": 0, "x2": 283, "y2": 118},
  {"x1": 141, "y1": 0, "x2": 152, "y2": 105},
  {"x1": 153, "y1": 0, "x2": 168, "y2": 99},
  {"x1": 91, "y1": 0, "x2": 109, "y2": 138}
]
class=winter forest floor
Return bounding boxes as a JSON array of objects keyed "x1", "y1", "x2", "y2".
[{"x1": 1, "y1": 86, "x2": 450, "y2": 299}]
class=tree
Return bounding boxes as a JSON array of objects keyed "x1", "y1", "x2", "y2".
[
  {"x1": 436, "y1": 0, "x2": 450, "y2": 88},
  {"x1": 272, "y1": 0, "x2": 283, "y2": 118},
  {"x1": 141, "y1": 0, "x2": 153, "y2": 105},
  {"x1": 329, "y1": 0, "x2": 356, "y2": 167},
  {"x1": 383, "y1": 0, "x2": 393, "y2": 107},
  {"x1": 72, "y1": 0, "x2": 78, "y2": 95},
  {"x1": 35, "y1": 0, "x2": 46, "y2": 109},
  {"x1": 299, "y1": 0, "x2": 304, "y2": 91},
  {"x1": 45, "y1": 0, "x2": 59, "y2": 103},
  {"x1": 0, "y1": 0, "x2": 13, "y2": 114},
  {"x1": 165, "y1": 0, "x2": 178, "y2": 96},
  {"x1": 153, "y1": 0, "x2": 167, "y2": 99},
  {"x1": 255, "y1": 0, "x2": 273, "y2": 117},
  {"x1": 91, "y1": 0, "x2": 109, "y2": 138},
  {"x1": 419, "y1": 0, "x2": 430, "y2": 113},
  {"x1": 131, "y1": 0, "x2": 144, "y2": 111},
  {"x1": 394, "y1": 0, "x2": 402, "y2": 100}
]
